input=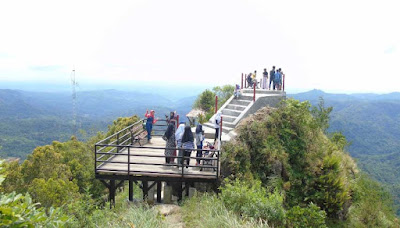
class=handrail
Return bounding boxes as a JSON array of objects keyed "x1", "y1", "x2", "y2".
[
  {"x1": 96, "y1": 150, "x2": 219, "y2": 157},
  {"x1": 253, "y1": 82, "x2": 256, "y2": 102},
  {"x1": 94, "y1": 116, "x2": 220, "y2": 179},
  {"x1": 96, "y1": 119, "x2": 144, "y2": 144},
  {"x1": 241, "y1": 73, "x2": 243, "y2": 89},
  {"x1": 95, "y1": 144, "x2": 219, "y2": 152},
  {"x1": 95, "y1": 145, "x2": 220, "y2": 179}
]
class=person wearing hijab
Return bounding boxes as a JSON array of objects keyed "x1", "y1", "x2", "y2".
[
  {"x1": 163, "y1": 123, "x2": 176, "y2": 164},
  {"x1": 214, "y1": 112, "x2": 221, "y2": 142},
  {"x1": 175, "y1": 123, "x2": 185, "y2": 166},
  {"x1": 181, "y1": 125, "x2": 195, "y2": 168},
  {"x1": 144, "y1": 110, "x2": 158, "y2": 143},
  {"x1": 167, "y1": 111, "x2": 177, "y2": 126},
  {"x1": 195, "y1": 123, "x2": 204, "y2": 165}
]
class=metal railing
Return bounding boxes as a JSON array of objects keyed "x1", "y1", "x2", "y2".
[{"x1": 94, "y1": 118, "x2": 221, "y2": 179}]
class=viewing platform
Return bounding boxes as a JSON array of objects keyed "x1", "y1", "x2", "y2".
[
  {"x1": 96, "y1": 136, "x2": 218, "y2": 181},
  {"x1": 95, "y1": 119, "x2": 220, "y2": 207}
]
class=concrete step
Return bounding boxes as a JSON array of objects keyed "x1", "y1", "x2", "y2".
[
  {"x1": 230, "y1": 99, "x2": 251, "y2": 106},
  {"x1": 222, "y1": 109, "x2": 241, "y2": 117},
  {"x1": 202, "y1": 123, "x2": 232, "y2": 138},
  {"x1": 239, "y1": 95, "x2": 253, "y2": 101},
  {"x1": 226, "y1": 104, "x2": 246, "y2": 111},
  {"x1": 202, "y1": 124, "x2": 218, "y2": 139},
  {"x1": 222, "y1": 122, "x2": 236, "y2": 129},
  {"x1": 203, "y1": 128, "x2": 215, "y2": 140},
  {"x1": 221, "y1": 126, "x2": 233, "y2": 133},
  {"x1": 220, "y1": 114, "x2": 236, "y2": 123},
  {"x1": 206, "y1": 121, "x2": 236, "y2": 129}
]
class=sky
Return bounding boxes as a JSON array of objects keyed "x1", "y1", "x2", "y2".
[{"x1": 0, "y1": 0, "x2": 399, "y2": 93}]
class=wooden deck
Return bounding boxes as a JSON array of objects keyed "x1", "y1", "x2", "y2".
[{"x1": 97, "y1": 137, "x2": 217, "y2": 179}]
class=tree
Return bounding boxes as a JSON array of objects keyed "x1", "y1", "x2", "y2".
[
  {"x1": 0, "y1": 160, "x2": 67, "y2": 226},
  {"x1": 193, "y1": 89, "x2": 216, "y2": 112},
  {"x1": 311, "y1": 97, "x2": 333, "y2": 132},
  {"x1": 212, "y1": 85, "x2": 235, "y2": 107},
  {"x1": 28, "y1": 178, "x2": 79, "y2": 208}
]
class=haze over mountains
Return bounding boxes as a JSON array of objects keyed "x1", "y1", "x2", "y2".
[{"x1": 0, "y1": 88, "x2": 197, "y2": 159}]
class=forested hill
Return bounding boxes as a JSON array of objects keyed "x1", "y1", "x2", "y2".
[
  {"x1": 0, "y1": 89, "x2": 196, "y2": 120},
  {"x1": 290, "y1": 89, "x2": 400, "y2": 215}
]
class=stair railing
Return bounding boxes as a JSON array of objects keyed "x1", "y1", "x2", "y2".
[
  {"x1": 241, "y1": 73, "x2": 244, "y2": 89},
  {"x1": 253, "y1": 82, "x2": 256, "y2": 102}
]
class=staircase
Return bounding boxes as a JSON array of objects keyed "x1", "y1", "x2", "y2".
[{"x1": 202, "y1": 89, "x2": 286, "y2": 141}]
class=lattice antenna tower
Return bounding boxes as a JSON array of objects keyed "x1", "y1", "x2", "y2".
[{"x1": 71, "y1": 67, "x2": 78, "y2": 136}]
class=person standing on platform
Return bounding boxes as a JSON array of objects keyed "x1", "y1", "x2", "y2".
[
  {"x1": 144, "y1": 110, "x2": 158, "y2": 143},
  {"x1": 270, "y1": 66, "x2": 276, "y2": 90},
  {"x1": 175, "y1": 123, "x2": 185, "y2": 167},
  {"x1": 163, "y1": 123, "x2": 176, "y2": 164},
  {"x1": 247, "y1": 73, "x2": 253, "y2": 88},
  {"x1": 262, "y1": 68, "x2": 268, "y2": 89},
  {"x1": 214, "y1": 111, "x2": 222, "y2": 142},
  {"x1": 167, "y1": 111, "x2": 177, "y2": 128},
  {"x1": 181, "y1": 125, "x2": 195, "y2": 168},
  {"x1": 252, "y1": 70, "x2": 258, "y2": 88},
  {"x1": 275, "y1": 69, "x2": 282, "y2": 90},
  {"x1": 195, "y1": 124, "x2": 204, "y2": 165}
]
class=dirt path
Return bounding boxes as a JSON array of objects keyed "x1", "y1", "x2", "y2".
[{"x1": 153, "y1": 204, "x2": 184, "y2": 228}]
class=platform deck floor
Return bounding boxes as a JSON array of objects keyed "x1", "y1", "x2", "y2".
[{"x1": 97, "y1": 137, "x2": 217, "y2": 179}]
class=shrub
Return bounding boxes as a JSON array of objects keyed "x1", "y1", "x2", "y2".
[
  {"x1": 0, "y1": 192, "x2": 67, "y2": 227},
  {"x1": 0, "y1": 160, "x2": 67, "y2": 227},
  {"x1": 220, "y1": 179, "x2": 285, "y2": 226},
  {"x1": 286, "y1": 203, "x2": 327, "y2": 228},
  {"x1": 182, "y1": 193, "x2": 268, "y2": 228},
  {"x1": 305, "y1": 154, "x2": 350, "y2": 218},
  {"x1": 346, "y1": 174, "x2": 399, "y2": 227}
]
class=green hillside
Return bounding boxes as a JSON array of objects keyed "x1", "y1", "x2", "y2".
[
  {"x1": 1, "y1": 98, "x2": 398, "y2": 227},
  {"x1": 291, "y1": 90, "x2": 400, "y2": 215}
]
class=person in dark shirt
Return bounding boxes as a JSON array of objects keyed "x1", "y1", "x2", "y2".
[
  {"x1": 181, "y1": 125, "x2": 195, "y2": 168},
  {"x1": 269, "y1": 66, "x2": 276, "y2": 90},
  {"x1": 246, "y1": 73, "x2": 253, "y2": 88}
]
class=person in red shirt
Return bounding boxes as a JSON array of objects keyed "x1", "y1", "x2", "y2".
[{"x1": 144, "y1": 110, "x2": 158, "y2": 143}]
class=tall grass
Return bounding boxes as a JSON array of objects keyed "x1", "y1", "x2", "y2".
[
  {"x1": 181, "y1": 193, "x2": 269, "y2": 228},
  {"x1": 65, "y1": 183, "x2": 168, "y2": 227},
  {"x1": 91, "y1": 204, "x2": 167, "y2": 228}
]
